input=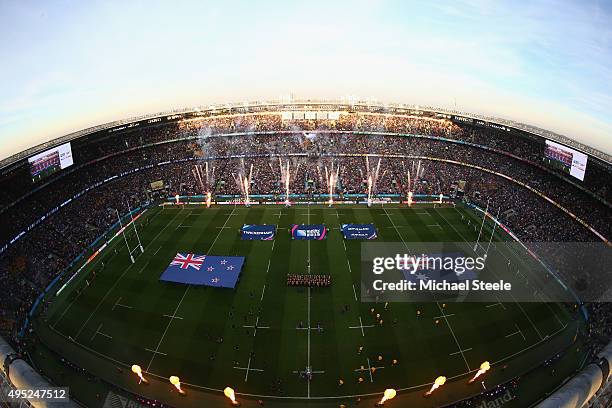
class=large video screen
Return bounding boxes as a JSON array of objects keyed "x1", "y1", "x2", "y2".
[
  {"x1": 28, "y1": 142, "x2": 74, "y2": 182},
  {"x1": 543, "y1": 140, "x2": 588, "y2": 181}
]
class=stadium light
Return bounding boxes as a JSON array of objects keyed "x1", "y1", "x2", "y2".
[
  {"x1": 424, "y1": 376, "x2": 446, "y2": 397},
  {"x1": 469, "y1": 361, "x2": 491, "y2": 383},
  {"x1": 376, "y1": 388, "x2": 397, "y2": 406},
  {"x1": 131, "y1": 365, "x2": 148, "y2": 384},
  {"x1": 224, "y1": 386, "x2": 240, "y2": 406},
  {"x1": 169, "y1": 375, "x2": 186, "y2": 395}
]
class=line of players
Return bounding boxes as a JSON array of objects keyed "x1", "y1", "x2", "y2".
[{"x1": 286, "y1": 274, "x2": 332, "y2": 287}]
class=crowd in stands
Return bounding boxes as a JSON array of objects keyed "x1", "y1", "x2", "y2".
[
  {"x1": 286, "y1": 274, "x2": 332, "y2": 287},
  {"x1": 0, "y1": 111, "x2": 610, "y2": 362}
]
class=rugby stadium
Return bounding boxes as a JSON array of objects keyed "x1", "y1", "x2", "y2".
[{"x1": 0, "y1": 100, "x2": 611, "y2": 408}]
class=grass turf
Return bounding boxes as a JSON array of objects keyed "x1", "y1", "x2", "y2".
[{"x1": 37, "y1": 204, "x2": 581, "y2": 407}]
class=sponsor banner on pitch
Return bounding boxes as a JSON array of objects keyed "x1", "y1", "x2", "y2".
[
  {"x1": 241, "y1": 224, "x2": 276, "y2": 240},
  {"x1": 341, "y1": 223, "x2": 378, "y2": 240},
  {"x1": 290, "y1": 224, "x2": 328, "y2": 240}
]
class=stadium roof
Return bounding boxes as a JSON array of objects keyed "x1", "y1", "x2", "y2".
[{"x1": 1, "y1": 99, "x2": 610, "y2": 171}]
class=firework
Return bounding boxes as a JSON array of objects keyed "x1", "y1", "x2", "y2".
[
  {"x1": 469, "y1": 361, "x2": 491, "y2": 383},
  {"x1": 425, "y1": 376, "x2": 446, "y2": 396},
  {"x1": 224, "y1": 387, "x2": 240, "y2": 406},
  {"x1": 131, "y1": 364, "x2": 148, "y2": 384},
  {"x1": 376, "y1": 388, "x2": 397, "y2": 406},
  {"x1": 169, "y1": 375, "x2": 186, "y2": 395}
]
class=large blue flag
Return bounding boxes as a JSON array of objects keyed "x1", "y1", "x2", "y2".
[{"x1": 159, "y1": 253, "x2": 245, "y2": 288}]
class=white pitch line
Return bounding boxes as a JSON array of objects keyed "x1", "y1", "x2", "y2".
[
  {"x1": 91, "y1": 324, "x2": 113, "y2": 342},
  {"x1": 97, "y1": 330, "x2": 113, "y2": 340},
  {"x1": 515, "y1": 323, "x2": 526, "y2": 341},
  {"x1": 536, "y1": 293, "x2": 565, "y2": 328},
  {"x1": 145, "y1": 287, "x2": 189, "y2": 371},
  {"x1": 90, "y1": 323, "x2": 103, "y2": 342},
  {"x1": 153, "y1": 246, "x2": 162, "y2": 255},
  {"x1": 349, "y1": 317, "x2": 374, "y2": 337},
  {"x1": 136, "y1": 258, "x2": 152, "y2": 274},
  {"x1": 114, "y1": 303, "x2": 133, "y2": 310},
  {"x1": 449, "y1": 348, "x2": 472, "y2": 356},
  {"x1": 486, "y1": 303, "x2": 502, "y2": 308},
  {"x1": 366, "y1": 357, "x2": 374, "y2": 383},
  {"x1": 145, "y1": 348, "x2": 168, "y2": 356},
  {"x1": 494, "y1": 295, "x2": 507, "y2": 310},
  {"x1": 433, "y1": 314, "x2": 455, "y2": 319},
  {"x1": 437, "y1": 303, "x2": 471, "y2": 371},
  {"x1": 252, "y1": 316, "x2": 260, "y2": 337},
  {"x1": 163, "y1": 314, "x2": 184, "y2": 320},
  {"x1": 233, "y1": 362, "x2": 265, "y2": 384},
  {"x1": 245, "y1": 357, "x2": 252, "y2": 382},
  {"x1": 352, "y1": 284, "x2": 358, "y2": 302},
  {"x1": 513, "y1": 301, "x2": 543, "y2": 339},
  {"x1": 354, "y1": 365, "x2": 384, "y2": 373},
  {"x1": 260, "y1": 283, "x2": 267, "y2": 301},
  {"x1": 233, "y1": 366, "x2": 264, "y2": 372},
  {"x1": 243, "y1": 325, "x2": 270, "y2": 329},
  {"x1": 505, "y1": 331, "x2": 521, "y2": 338}
]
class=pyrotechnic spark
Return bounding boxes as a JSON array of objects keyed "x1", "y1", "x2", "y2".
[
  {"x1": 425, "y1": 376, "x2": 446, "y2": 396},
  {"x1": 469, "y1": 361, "x2": 491, "y2": 383}
]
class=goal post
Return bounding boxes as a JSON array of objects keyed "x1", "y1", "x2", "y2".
[{"x1": 115, "y1": 207, "x2": 144, "y2": 264}]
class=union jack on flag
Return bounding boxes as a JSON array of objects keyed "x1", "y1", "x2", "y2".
[
  {"x1": 160, "y1": 253, "x2": 245, "y2": 288},
  {"x1": 170, "y1": 253, "x2": 206, "y2": 270}
]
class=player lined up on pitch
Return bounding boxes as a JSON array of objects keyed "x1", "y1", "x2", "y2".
[{"x1": 286, "y1": 274, "x2": 332, "y2": 287}]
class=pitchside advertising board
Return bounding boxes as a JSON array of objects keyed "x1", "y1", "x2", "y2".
[
  {"x1": 290, "y1": 224, "x2": 328, "y2": 240},
  {"x1": 28, "y1": 142, "x2": 74, "y2": 182},
  {"x1": 543, "y1": 140, "x2": 588, "y2": 181},
  {"x1": 341, "y1": 224, "x2": 378, "y2": 240},
  {"x1": 241, "y1": 224, "x2": 276, "y2": 240}
]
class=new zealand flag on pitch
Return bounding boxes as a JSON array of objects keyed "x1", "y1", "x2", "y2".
[{"x1": 160, "y1": 252, "x2": 245, "y2": 288}]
